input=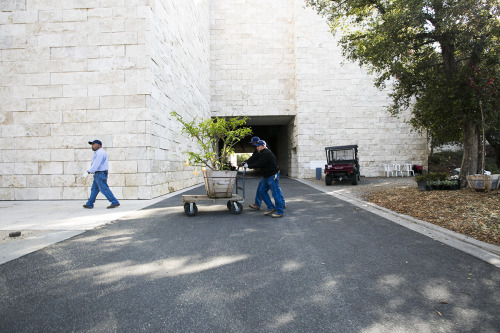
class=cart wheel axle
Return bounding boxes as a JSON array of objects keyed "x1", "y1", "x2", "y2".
[
  {"x1": 184, "y1": 202, "x2": 198, "y2": 216},
  {"x1": 229, "y1": 201, "x2": 243, "y2": 214}
]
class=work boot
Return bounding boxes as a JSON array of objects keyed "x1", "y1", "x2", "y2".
[
  {"x1": 264, "y1": 209, "x2": 276, "y2": 216},
  {"x1": 249, "y1": 204, "x2": 260, "y2": 210}
]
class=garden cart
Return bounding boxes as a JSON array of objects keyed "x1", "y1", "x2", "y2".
[{"x1": 181, "y1": 167, "x2": 246, "y2": 216}]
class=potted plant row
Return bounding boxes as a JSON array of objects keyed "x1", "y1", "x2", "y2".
[
  {"x1": 171, "y1": 111, "x2": 252, "y2": 198},
  {"x1": 415, "y1": 172, "x2": 460, "y2": 191}
]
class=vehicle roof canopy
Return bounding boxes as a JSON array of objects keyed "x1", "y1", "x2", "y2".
[{"x1": 324, "y1": 145, "x2": 358, "y2": 151}]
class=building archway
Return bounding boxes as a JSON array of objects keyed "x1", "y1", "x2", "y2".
[{"x1": 231, "y1": 116, "x2": 294, "y2": 176}]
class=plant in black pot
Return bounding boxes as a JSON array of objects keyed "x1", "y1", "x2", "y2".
[{"x1": 415, "y1": 172, "x2": 448, "y2": 191}]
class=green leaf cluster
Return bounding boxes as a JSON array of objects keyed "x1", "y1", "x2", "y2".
[
  {"x1": 415, "y1": 171, "x2": 448, "y2": 182},
  {"x1": 170, "y1": 111, "x2": 253, "y2": 171}
]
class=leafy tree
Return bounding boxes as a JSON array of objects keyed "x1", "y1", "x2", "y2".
[{"x1": 306, "y1": 0, "x2": 499, "y2": 183}]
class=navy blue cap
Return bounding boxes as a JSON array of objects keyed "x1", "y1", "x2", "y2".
[
  {"x1": 250, "y1": 136, "x2": 260, "y2": 144},
  {"x1": 255, "y1": 140, "x2": 266, "y2": 147},
  {"x1": 88, "y1": 140, "x2": 102, "y2": 145}
]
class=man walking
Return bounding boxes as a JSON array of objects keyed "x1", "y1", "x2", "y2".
[
  {"x1": 83, "y1": 140, "x2": 120, "y2": 209},
  {"x1": 246, "y1": 140, "x2": 285, "y2": 218}
]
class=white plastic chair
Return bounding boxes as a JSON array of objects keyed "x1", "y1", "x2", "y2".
[
  {"x1": 393, "y1": 164, "x2": 403, "y2": 177},
  {"x1": 403, "y1": 163, "x2": 414, "y2": 176},
  {"x1": 383, "y1": 164, "x2": 393, "y2": 177}
]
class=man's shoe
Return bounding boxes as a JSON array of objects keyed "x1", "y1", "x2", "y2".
[
  {"x1": 271, "y1": 213, "x2": 284, "y2": 218},
  {"x1": 83, "y1": 205, "x2": 93, "y2": 209},
  {"x1": 264, "y1": 209, "x2": 277, "y2": 216},
  {"x1": 107, "y1": 204, "x2": 120, "y2": 209},
  {"x1": 249, "y1": 204, "x2": 260, "y2": 210}
]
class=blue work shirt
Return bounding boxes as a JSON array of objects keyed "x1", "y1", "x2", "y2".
[{"x1": 88, "y1": 148, "x2": 109, "y2": 173}]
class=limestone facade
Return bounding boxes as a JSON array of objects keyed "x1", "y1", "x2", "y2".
[{"x1": 0, "y1": 0, "x2": 427, "y2": 200}]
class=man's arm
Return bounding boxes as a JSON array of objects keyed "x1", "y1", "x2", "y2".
[
  {"x1": 244, "y1": 150, "x2": 259, "y2": 165},
  {"x1": 247, "y1": 150, "x2": 272, "y2": 169}
]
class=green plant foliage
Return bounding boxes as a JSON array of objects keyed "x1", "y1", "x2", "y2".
[
  {"x1": 171, "y1": 111, "x2": 253, "y2": 171},
  {"x1": 237, "y1": 154, "x2": 252, "y2": 165},
  {"x1": 415, "y1": 172, "x2": 448, "y2": 182}
]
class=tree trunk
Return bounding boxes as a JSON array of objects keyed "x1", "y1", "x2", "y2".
[
  {"x1": 460, "y1": 120, "x2": 479, "y2": 187},
  {"x1": 486, "y1": 130, "x2": 500, "y2": 168}
]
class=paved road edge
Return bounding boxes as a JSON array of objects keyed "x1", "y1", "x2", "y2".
[{"x1": 298, "y1": 179, "x2": 500, "y2": 268}]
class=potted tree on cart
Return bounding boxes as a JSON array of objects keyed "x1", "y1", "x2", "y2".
[{"x1": 170, "y1": 111, "x2": 252, "y2": 198}]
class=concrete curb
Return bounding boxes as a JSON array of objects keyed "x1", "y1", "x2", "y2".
[{"x1": 297, "y1": 178, "x2": 500, "y2": 268}]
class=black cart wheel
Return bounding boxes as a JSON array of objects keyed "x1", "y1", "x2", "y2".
[
  {"x1": 351, "y1": 171, "x2": 360, "y2": 185},
  {"x1": 229, "y1": 202, "x2": 243, "y2": 214},
  {"x1": 227, "y1": 201, "x2": 232, "y2": 210},
  {"x1": 325, "y1": 175, "x2": 332, "y2": 186},
  {"x1": 184, "y1": 202, "x2": 198, "y2": 216}
]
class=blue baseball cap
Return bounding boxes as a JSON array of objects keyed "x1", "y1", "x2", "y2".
[
  {"x1": 88, "y1": 140, "x2": 102, "y2": 145},
  {"x1": 250, "y1": 136, "x2": 260, "y2": 144},
  {"x1": 255, "y1": 140, "x2": 266, "y2": 147}
]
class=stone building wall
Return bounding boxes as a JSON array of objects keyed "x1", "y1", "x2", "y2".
[
  {"x1": 0, "y1": 0, "x2": 210, "y2": 200},
  {"x1": 210, "y1": 0, "x2": 297, "y2": 117},
  {"x1": 0, "y1": 0, "x2": 427, "y2": 200},
  {"x1": 146, "y1": 0, "x2": 210, "y2": 198}
]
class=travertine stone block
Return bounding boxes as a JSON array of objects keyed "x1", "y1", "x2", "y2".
[
  {"x1": 109, "y1": 161, "x2": 137, "y2": 174},
  {"x1": 138, "y1": 185, "x2": 151, "y2": 199},
  {"x1": 122, "y1": 186, "x2": 138, "y2": 199},
  {"x1": 27, "y1": 175, "x2": 51, "y2": 187},
  {"x1": 64, "y1": 161, "x2": 88, "y2": 175},
  {"x1": 125, "y1": 173, "x2": 147, "y2": 186},
  {"x1": 62, "y1": 187, "x2": 87, "y2": 200},
  {"x1": 51, "y1": 149, "x2": 75, "y2": 162},
  {"x1": 100, "y1": 95, "x2": 125, "y2": 109},
  {"x1": 51, "y1": 174, "x2": 77, "y2": 187},
  {"x1": 14, "y1": 162, "x2": 38, "y2": 175},
  {"x1": 15, "y1": 188, "x2": 39, "y2": 200},
  {"x1": 39, "y1": 162, "x2": 64, "y2": 174},
  {"x1": 39, "y1": 187, "x2": 63, "y2": 200},
  {"x1": 3, "y1": 175, "x2": 27, "y2": 188},
  {"x1": 0, "y1": 188, "x2": 15, "y2": 200},
  {"x1": 108, "y1": 173, "x2": 125, "y2": 187}
]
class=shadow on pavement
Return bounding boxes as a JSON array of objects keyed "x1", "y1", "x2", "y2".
[{"x1": 0, "y1": 177, "x2": 498, "y2": 332}]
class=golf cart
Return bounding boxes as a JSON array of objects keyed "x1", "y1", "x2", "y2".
[{"x1": 324, "y1": 145, "x2": 360, "y2": 185}]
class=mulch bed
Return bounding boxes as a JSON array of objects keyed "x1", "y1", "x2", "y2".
[{"x1": 362, "y1": 188, "x2": 500, "y2": 246}]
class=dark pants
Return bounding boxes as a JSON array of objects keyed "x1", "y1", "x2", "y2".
[{"x1": 258, "y1": 174, "x2": 285, "y2": 215}]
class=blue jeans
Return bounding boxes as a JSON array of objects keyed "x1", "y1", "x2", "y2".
[
  {"x1": 255, "y1": 172, "x2": 285, "y2": 208},
  {"x1": 259, "y1": 174, "x2": 284, "y2": 215},
  {"x1": 86, "y1": 172, "x2": 119, "y2": 207}
]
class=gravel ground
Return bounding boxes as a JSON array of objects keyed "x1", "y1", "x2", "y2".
[{"x1": 304, "y1": 176, "x2": 416, "y2": 200}]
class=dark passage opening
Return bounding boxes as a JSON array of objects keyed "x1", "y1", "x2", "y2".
[{"x1": 232, "y1": 116, "x2": 294, "y2": 176}]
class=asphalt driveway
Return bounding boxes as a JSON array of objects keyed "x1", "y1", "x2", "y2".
[{"x1": 1, "y1": 176, "x2": 498, "y2": 332}]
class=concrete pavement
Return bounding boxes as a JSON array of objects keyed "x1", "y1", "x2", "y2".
[
  {"x1": 0, "y1": 185, "x2": 198, "y2": 265},
  {"x1": 0, "y1": 176, "x2": 499, "y2": 332},
  {"x1": 1, "y1": 177, "x2": 499, "y2": 267}
]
